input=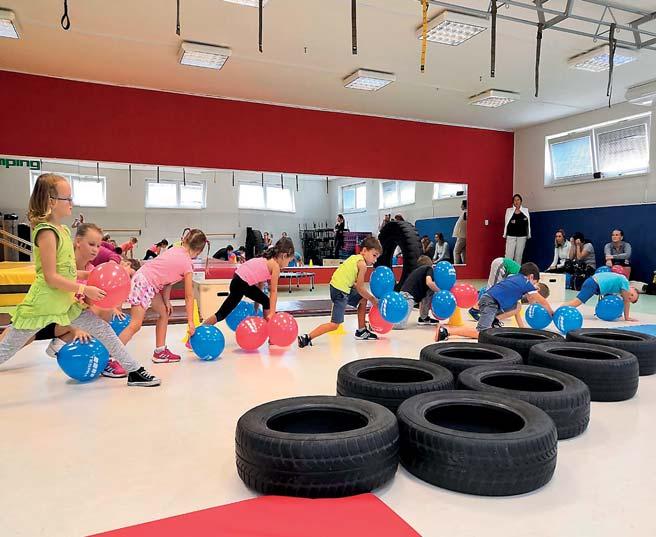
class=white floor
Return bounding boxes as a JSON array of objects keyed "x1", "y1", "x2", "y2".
[{"x1": 2, "y1": 303, "x2": 656, "y2": 537}]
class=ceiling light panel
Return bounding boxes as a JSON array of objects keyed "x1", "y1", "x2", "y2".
[
  {"x1": 343, "y1": 69, "x2": 396, "y2": 91},
  {"x1": 0, "y1": 9, "x2": 19, "y2": 39},
  {"x1": 469, "y1": 89, "x2": 519, "y2": 108},
  {"x1": 224, "y1": 0, "x2": 269, "y2": 6},
  {"x1": 568, "y1": 44, "x2": 637, "y2": 72},
  {"x1": 416, "y1": 10, "x2": 488, "y2": 46},
  {"x1": 179, "y1": 42, "x2": 231, "y2": 70}
]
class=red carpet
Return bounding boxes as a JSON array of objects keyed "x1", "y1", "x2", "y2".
[{"x1": 90, "y1": 494, "x2": 419, "y2": 537}]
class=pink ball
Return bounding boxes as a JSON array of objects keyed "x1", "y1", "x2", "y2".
[
  {"x1": 368, "y1": 305, "x2": 393, "y2": 334},
  {"x1": 236, "y1": 316, "x2": 269, "y2": 351},
  {"x1": 451, "y1": 282, "x2": 478, "y2": 309},
  {"x1": 87, "y1": 262, "x2": 130, "y2": 309},
  {"x1": 611, "y1": 265, "x2": 625, "y2": 275},
  {"x1": 268, "y1": 312, "x2": 299, "y2": 347}
]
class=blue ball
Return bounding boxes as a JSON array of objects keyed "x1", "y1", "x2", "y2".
[
  {"x1": 379, "y1": 291, "x2": 409, "y2": 324},
  {"x1": 525, "y1": 304, "x2": 552, "y2": 330},
  {"x1": 190, "y1": 325, "x2": 225, "y2": 361},
  {"x1": 595, "y1": 295, "x2": 624, "y2": 321},
  {"x1": 431, "y1": 290, "x2": 457, "y2": 320},
  {"x1": 370, "y1": 266, "x2": 396, "y2": 299},
  {"x1": 553, "y1": 306, "x2": 583, "y2": 335},
  {"x1": 434, "y1": 261, "x2": 457, "y2": 291},
  {"x1": 478, "y1": 286, "x2": 487, "y2": 300},
  {"x1": 595, "y1": 266, "x2": 612, "y2": 274},
  {"x1": 57, "y1": 338, "x2": 110, "y2": 382},
  {"x1": 226, "y1": 301, "x2": 255, "y2": 331},
  {"x1": 110, "y1": 314, "x2": 131, "y2": 336}
]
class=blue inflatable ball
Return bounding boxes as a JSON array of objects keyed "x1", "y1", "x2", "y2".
[
  {"x1": 525, "y1": 304, "x2": 552, "y2": 330},
  {"x1": 370, "y1": 266, "x2": 396, "y2": 299},
  {"x1": 57, "y1": 338, "x2": 110, "y2": 382},
  {"x1": 595, "y1": 266, "x2": 611, "y2": 274},
  {"x1": 553, "y1": 306, "x2": 583, "y2": 335},
  {"x1": 379, "y1": 291, "x2": 409, "y2": 324},
  {"x1": 478, "y1": 286, "x2": 487, "y2": 300},
  {"x1": 110, "y1": 314, "x2": 131, "y2": 336},
  {"x1": 595, "y1": 295, "x2": 624, "y2": 321},
  {"x1": 434, "y1": 261, "x2": 457, "y2": 291},
  {"x1": 226, "y1": 301, "x2": 256, "y2": 331},
  {"x1": 190, "y1": 325, "x2": 225, "y2": 361},
  {"x1": 431, "y1": 290, "x2": 457, "y2": 320}
]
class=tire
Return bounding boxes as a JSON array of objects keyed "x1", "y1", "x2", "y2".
[
  {"x1": 457, "y1": 364, "x2": 590, "y2": 439},
  {"x1": 397, "y1": 391, "x2": 557, "y2": 496},
  {"x1": 336, "y1": 357, "x2": 454, "y2": 413},
  {"x1": 478, "y1": 328, "x2": 564, "y2": 362},
  {"x1": 235, "y1": 395, "x2": 399, "y2": 498},
  {"x1": 376, "y1": 220, "x2": 422, "y2": 289},
  {"x1": 528, "y1": 342, "x2": 639, "y2": 402},
  {"x1": 420, "y1": 342, "x2": 522, "y2": 376},
  {"x1": 566, "y1": 328, "x2": 656, "y2": 376}
]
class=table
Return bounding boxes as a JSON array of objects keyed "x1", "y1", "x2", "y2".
[{"x1": 280, "y1": 272, "x2": 316, "y2": 293}]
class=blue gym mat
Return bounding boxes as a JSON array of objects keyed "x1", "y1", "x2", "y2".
[{"x1": 617, "y1": 325, "x2": 656, "y2": 337}]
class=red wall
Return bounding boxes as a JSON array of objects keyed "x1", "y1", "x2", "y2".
[{"x1": 0, "y1": 70, "x2": 514, "y2": 278}]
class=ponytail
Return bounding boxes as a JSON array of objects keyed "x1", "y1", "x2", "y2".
[{"x1": 263, "y1": 237, "x2": 294, "y2": 259}]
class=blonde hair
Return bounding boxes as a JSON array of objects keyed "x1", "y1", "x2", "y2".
[
  {"x1": 28, "y1": 173, "x2": 67, "y2": 225},
  {"x1": 75, "y1": 223, "x2": 103, "y2": 238}
]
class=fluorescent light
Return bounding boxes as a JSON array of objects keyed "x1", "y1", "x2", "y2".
[
  {"x1": 0, "y1": 9, "x2": 19, "y2": 39},
  {"x1": 343, "y1": 69, "x2": 396, "y2": 91},
  {"x1": 469, "y1": 89, "x2": 519, "y2": 108},
  {"x1": 626, "y1": 79, "x2": 656, "y2": 107},
  {"x1": 568, "y1": 44, "x2": 637, "y2": 72},
  {"x1": 416, "y1": 10, "x2": 487, "y2": 46},
  {"x1": 179, "y1": 42, "x2": 231, "y2": 70},
  {"x1": 224, "y1": 0, "x2": 269, "y2": 6}
]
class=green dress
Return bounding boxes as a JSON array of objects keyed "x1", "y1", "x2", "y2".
[{"x1": 12, "y1": 223, "x2": 83, "y2": 330}]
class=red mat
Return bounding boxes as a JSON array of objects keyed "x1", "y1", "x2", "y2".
[{"x1": 90, "y1": 494, "x2": 419, "y2": 537}]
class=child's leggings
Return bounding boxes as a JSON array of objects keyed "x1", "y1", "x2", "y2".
[{"x1": 214, "y1": 275, "x2": 270, "y2": 322}]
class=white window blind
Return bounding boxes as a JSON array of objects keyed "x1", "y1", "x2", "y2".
[
  {"x1": 342, "y1": 183, "x2": 366, "y2": 212},
  {"x1": 30, "y1": 171, "x2": 107, "y2": 207},
  {"x1": 145, "y1": 179, "x2": 206, "y2": 209}
]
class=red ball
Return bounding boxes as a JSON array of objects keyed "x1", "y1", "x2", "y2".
[
  {"x1": 451, "y1": 282, "x2": 478, "y2": 309},
  {"x1": 268, "y1": 312, "x2": 298, "y2": 347},
  {"x1": 368, "y1": 305, "x2": 393, "y2": 334},
  {"x1": 611, "y1": 265, "x2": 625, "y2": 275},
  {"x1": 236, "y1": 316, "x2": 269, "y2": 351},
  {"x1": 87, "y1": 262, "x2": 130, "y2": 309}
]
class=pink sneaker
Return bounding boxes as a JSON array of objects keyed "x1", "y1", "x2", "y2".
[
  {"x1": 152, "y1": 347, "x2": 182, "y2": 363},
  {"x1": 185, "y1": 339, "x2": 192, "y2": 350},
  {"x1": 101, "y1": 358, "x2": 128, "y2": 378}
]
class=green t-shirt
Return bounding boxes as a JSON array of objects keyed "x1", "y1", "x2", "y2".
[{"x1": 503, "y1": 258, "x2": 521, "y2": 275}]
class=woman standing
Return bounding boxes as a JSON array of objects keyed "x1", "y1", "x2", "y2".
[
  {"x1": 504, "y1": 194, "x2": 531, "y2": 263},
  {"x1": 452, "y1": 200, "x2": 467, "y2": 264},
  {"x1": 334, "y1": 214, "x2": 345, "y2": 258}
]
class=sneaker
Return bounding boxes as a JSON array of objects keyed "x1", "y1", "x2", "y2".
[
  {"x1": 127, "y1": 367, "x2": 161, "y2": 387},
  {"x1": 355, "y1": 328, "x2": 378, "y2": 340},
  {"x1": 492, "y1": 318, "x2": 503, "y2": 328},
  {"x1": 468, "y1": 308, "x2": 480, "y2": 321},
  {"x1": 185, "y1": 340, "x2": 192, "y2": 350},
  {"x1": 45, "y1": 338, "x2": 65, "y2": 358},
  {"x1": 152, "y1": 347, "x2": 182, "y2": 363},
  {"x1": 434, "y1": 326, "x2": 449, "y2": 342},
  {"x1": 418, "y1": 317, "x2": 439, "y2": 326},
  {"x1": 297, "y1": 334, "x2": 312, "y2": 348},
  {"x1": 101, "y1": 358, "x2": 127, "y2": 378}
]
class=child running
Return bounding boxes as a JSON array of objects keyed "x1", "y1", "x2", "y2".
[
  {"x1": 566, "y1": 271, "x2": 639, "y2": 321},
  {"x1": 119, "y1": 229, "x2": 208, "y2": 363},
  {"x1": 0, "y1": 174, "x2": 160, "y2": 386},
  {"x1": 203, "y1": 237, "x2": 294, "y2": 326},
  {"x1": 298, "y1": 237, "x2": 381, "y2": 347}
]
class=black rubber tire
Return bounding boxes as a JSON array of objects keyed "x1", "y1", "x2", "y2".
[
  {"x1": 478, "y1": 328, "x2": 564, "y2": 363},
  {"x1": 375, "y1": 220, "x2": 422, "y2": 289},
  {"x1": 458, "y1": 364, "x2": 590, "y2": 439},
  {"x1": 235, "y1": 395, "x2": 399, "y2": 498},
  {"x1": 336, "y1": 358, "x2": 454, "y2": 413},
  {"x1": 528, "y1": 342, "x2": 639, "y2": 402},
  {"x1": 397, "y1": 391, "x2": 557, "y2": 496},
  {"x1": 566, "y1": 328, "x2": 656, "y2": 376},
  {"x1": 245, "y1": 227, "x2": 265, "y2": 260},
  {"x1": 420, "y1": 342, "x2": 522, "y2": 376}
]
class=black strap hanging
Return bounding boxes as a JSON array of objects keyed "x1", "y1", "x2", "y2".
[
  {"x1": 183, "y1": 168, "x2": 186, "y2": 186},
  {"x1": 61, "y1": 0, "x2": 71, "y2": 30},
  {"x1": 535, "y1": 23, "x2": 543, "y2": 98},
  {"x1": 258, "y1": 0, "x2": 263, "y2": 53},
  {"x1": 280, "y1": 173, "x2": 284, "y2": 188},
  {"x1": 261, "y1": 172, "x2": 264, "y2": 187},
  {"x1": 490, "y1": 0, "x2": 497, "y2": 78},
  {"x1": 351, "y1": 0, "x2": 357, "y2": 55},
  {"x1": 129, "y1": 164, "x2": 132, "y2": 187},
  {"x1": 296, "y1": 174, "x2": 299, "y2": 192},
  {"x1": 232, "y1": 171, "x2": 235, "y2": 187},
  {"x1": 420, "y1": 0, "x2": 428, "y2": 73},
  {"x1": 157, "y1": 166, "x2": 160, "y2": 183},
  {"x1": 607, "y1": 23, "x2": 617, "y2": 108},
  {"x1": 96, "y1": 162, "x2": 100, "y2": 180},
  {"x1": 326, "y1": 176, "x2": 329, "y2": 195},
  {"x1": 176, "y1": 0, "x2": 181, "y2": 36}
]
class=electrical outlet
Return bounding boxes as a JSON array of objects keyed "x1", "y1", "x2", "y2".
[{"x1": 485, "y1": 219, "x2": 489, "y2": 226}]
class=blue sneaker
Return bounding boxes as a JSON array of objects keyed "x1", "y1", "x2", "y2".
[{"x1": 468, "y1": 308, "x2": 480, "y2": 321}]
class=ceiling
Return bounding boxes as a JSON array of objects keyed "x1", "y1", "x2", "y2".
[{"x1": 1, "y1": 0, "x2": 655, "y2": 131}]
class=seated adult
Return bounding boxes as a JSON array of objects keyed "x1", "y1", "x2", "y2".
[
  {"x1": 604, "y1": 229, "x2": 632, "y2": 277},
  {"x1": 565, "y1": 232, "x2": 596, "y2": 289},
  {"x1": 545, "y1": 229, "x2": 570, "y2": 273},
  {"x1": 420, "y1": 235, "x2": 435, "y2": 259},
  {"x1": 213, "y1": 244, "x2": 234, "y2": 261},
  {"x1": 432, "y1": 233, "x2": 452, "y2": 263}
]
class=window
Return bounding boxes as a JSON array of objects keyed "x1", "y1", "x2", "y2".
[
  {"x1": 545, "y1": 113, "x2": 650, "y2": 185},
  {"x1": 379, "y1": 180, "x2": 415, "y2": 209},
  {"x1": 145, "y1": 179, "x2": 206, "y2": 209},
  {"x1": 433, "y1": 183, "x2": 467, "y2": 200},
  {"x1": 238, "y1": 183, "x2": 296, "y2": 212},
  {"x1": 30, "y1": 171, "x2": 107, "y2": 207},
  {"x1": 342, "y1": 183, "x2": 366, "y2": 212}
]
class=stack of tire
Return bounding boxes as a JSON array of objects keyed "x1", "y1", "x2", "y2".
[{"x1": 375, "y1": 220, "x2": 422, "y2": 289}]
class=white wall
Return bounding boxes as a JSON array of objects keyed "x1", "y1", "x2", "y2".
[{"x1": 514, "y1": 102, "x2": 656, "y2": 212}]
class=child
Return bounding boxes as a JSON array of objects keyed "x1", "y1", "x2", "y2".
[
  {"x1": 203, "y1": 237, "x2": 294, "y2": 326},
  {"x1": 469, "y1": 257, "x2": 522, "y2": 320},
  {"x1": 566, "y1": 271, "x2": 639, "y2": 321},
  {"x1": 120, "y1": 237, "x2": 138, "y2": 259},
  {"x1": 144, "y1": 239, "x2": 168, "y2": 260},
  {"x1": 298, "y1": 237, "x2": 381, "y2": 347},
  {"x1": 0, "y1": 174, "x2": 160, "y2": 386},
  {"x1": 436, "y1": 262, "x2": 553, "y2": 341},
  {"x1": 119, "y1": 229, "x2": 208, "y2": 363},
  {"x1": 398, "y1": 255, "x2": 440, "y2": 327}
]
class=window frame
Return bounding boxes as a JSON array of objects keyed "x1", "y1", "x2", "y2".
[
  {"x1": 145, "y1": 178, "x2": 207, "y2": 209},
  {"x1": 341, "y1": 182, "x2": 367, "y2": 213},
  {"x1": 432, "y1": 183, "x2": 468, "y2": 200},
  {"x1": 30, "y1": 170, "x2": 107, "y2": 208},
  {"x1": 237, "y1": 182, "x2": 296, "y2": 213},
  {"x1": 378, "y1": 180, "x2": 416, "y2": 209}
]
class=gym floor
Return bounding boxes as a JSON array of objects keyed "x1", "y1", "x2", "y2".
[{"x1": 2, "y1": 287, "x2": 655, "y2": 536}]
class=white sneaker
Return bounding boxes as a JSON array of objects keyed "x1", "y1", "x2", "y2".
[{"x1": 45, "y1": 338, "x2": 66, "y2": 358}]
